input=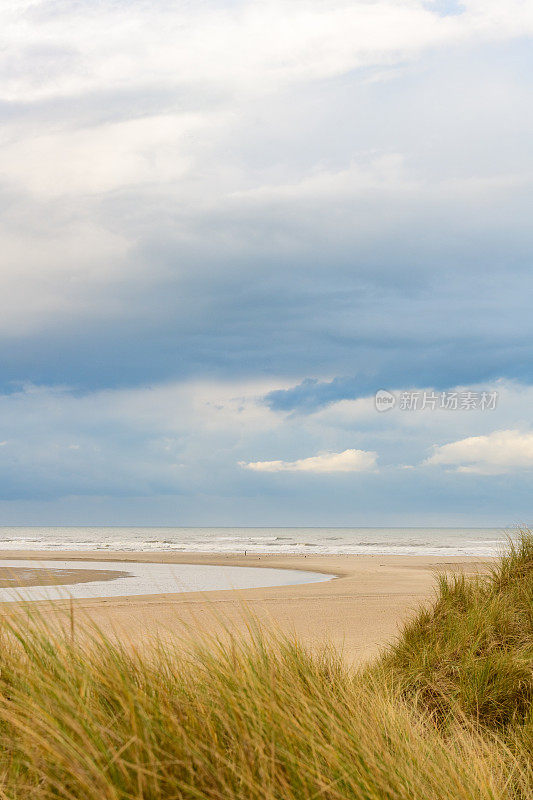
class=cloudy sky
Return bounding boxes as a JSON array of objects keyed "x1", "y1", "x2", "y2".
[{"x1": 1, "y1": 0, "x2": 533, "y2": 526}]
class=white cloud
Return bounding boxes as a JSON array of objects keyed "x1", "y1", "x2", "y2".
[
  {"x1": 230, "y1": 157, "x2": 531, "y2": 208},
  {"x1": 2, "y1": 0, "x2": 532, "y2": 199},
  {"x1": 424, "y1": 429, "x2": 533, "y2": 474},
  {"x1": 2, "y1": 1, "x2": 532, "y2": 103},
  {"x1": 240, "y1": 448, "x2": 377, "y2": 473},
  {"x1": 0, "y1": 113, "x2": 207, "y2": 198}
]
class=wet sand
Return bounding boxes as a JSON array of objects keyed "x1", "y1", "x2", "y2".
[
  {"x1": 0, "y1": 551, "x2": 491, "y2": 663},
  {"x1": 0, "y1": 565, "x2": 129, "y2": 588}
]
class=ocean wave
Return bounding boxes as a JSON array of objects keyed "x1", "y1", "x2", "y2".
[{"x1": 0, "y1": 527, "x2": 506, "y2": 557}]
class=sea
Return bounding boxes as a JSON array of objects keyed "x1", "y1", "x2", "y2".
[{"x1": 0, "y1": 527, "x2": 514, "y2": 557}]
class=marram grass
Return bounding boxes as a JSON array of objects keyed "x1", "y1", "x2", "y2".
[{"x1": 0, "y1": 534, "x2": 531, "y2": 798}]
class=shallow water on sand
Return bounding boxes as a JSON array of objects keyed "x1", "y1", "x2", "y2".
[{"x1": 0, "y1": 559, "x2": 332, "y2": 602}]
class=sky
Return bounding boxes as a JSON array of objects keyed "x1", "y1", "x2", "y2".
[{"x1": 1, "y1": 0, "x2": 533, "y2": 526}]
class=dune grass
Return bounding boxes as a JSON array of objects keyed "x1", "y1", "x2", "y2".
[
  {"x1": 0, "y1": 534, "x2": 531, "y2": 798},
  {"x1": 382, "y1": 531, "x2": 533, "y2": 732}
]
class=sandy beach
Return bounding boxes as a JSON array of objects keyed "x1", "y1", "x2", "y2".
[{"x1": 0, "y1": 551, "x2": 491, "y2": 663}]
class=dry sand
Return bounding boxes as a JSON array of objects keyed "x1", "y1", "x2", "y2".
[{"x1": 0, "y1": 551, "x2": 491, "y2": 663}]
